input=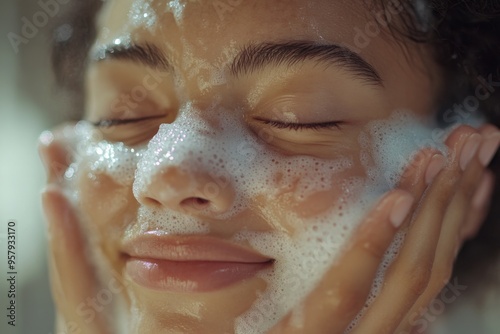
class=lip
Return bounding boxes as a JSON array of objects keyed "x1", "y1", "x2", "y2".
[{"x1": 122, "y1": 233, "x2": 274, "y2": 292}]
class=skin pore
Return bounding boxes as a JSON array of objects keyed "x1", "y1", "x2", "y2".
[{"x1": 40, "y1": 1, "x2": 500, "y2": 334}]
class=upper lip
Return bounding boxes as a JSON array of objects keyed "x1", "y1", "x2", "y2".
[{"x1": 122, "y1": 232, "x2": 273, "y2": 263}]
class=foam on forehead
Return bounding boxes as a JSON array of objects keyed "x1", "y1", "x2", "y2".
[
  {"x1": 166, "y1": 0, "x2": 187, "y2": 25},
  {"x1": 129, "y1": 0, "x2": 157, "y2": 29},
  {"x1": 129, "y1": 0, "x2": 187, "y2": 28}
]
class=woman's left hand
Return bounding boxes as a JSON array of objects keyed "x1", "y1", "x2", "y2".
[{"x1": 269, "y1": 124, "x2": 499, "y2": 334}]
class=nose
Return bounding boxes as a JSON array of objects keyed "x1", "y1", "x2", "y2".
[
  {"x1": 133, "y1": 114, "x2": 236, "y2": 216},
  {"x1": 136, "y1": 164, "x2": 235, "y2": 214}
]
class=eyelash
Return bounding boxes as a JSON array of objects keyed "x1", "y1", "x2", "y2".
[
  {"x1": 92, "y1": 115, "x2": 164, "y2": 128},
  {"x1": 257, "y1": 119, "x2": 344, "y2": 131},
  {"x1": 93, "y1": 116, "x2": 344, "y2": 132}
]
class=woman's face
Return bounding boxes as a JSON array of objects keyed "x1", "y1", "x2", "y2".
[{"x1": 74, "y1": 0, "x2": 440, "y2": 332}]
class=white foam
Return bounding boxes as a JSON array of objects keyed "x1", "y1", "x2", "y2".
[
  {"x1": 74, "y1": 122, "x2": 144, "y2": 186},
  {"x1": 166, "y1": 0, "x2": 186, "y2": 25},
  {"x1": 129, "y1": 0, "x2": 157, "y2": 29}
]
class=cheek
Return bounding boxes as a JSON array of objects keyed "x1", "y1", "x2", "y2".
[
  {"x1": 79, "y1": 172, "x2": 132, "y2": 219},
  {"x1": 76, "y1": 159, "x2": 138, "y2": 262},
  {"x1": 269, "y1": 157, "x2": 367, "y2": 220}
]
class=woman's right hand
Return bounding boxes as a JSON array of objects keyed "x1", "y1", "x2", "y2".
[
  {"x1": 40, "y1": 124, "x2": 113, "y2": 334},
  {"x1": 269, "y1": 124, "x2": 499, "y2": 334}
]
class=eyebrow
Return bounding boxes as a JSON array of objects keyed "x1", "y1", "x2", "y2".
[
  {"x1": 91, "y1": 42, "x2": 172, "y2": 71},
  {"x1": 230, "y1": 40, "x2": 382, "y2": 85},
  {"x1": 92, "y1": 40, "x2": 382, "y2": 85}
]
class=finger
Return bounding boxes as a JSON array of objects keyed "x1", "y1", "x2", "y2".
[
  {"x1": 270, "y1": 189, "x2": 414, "y2": 334},
  {"x1": 398, "y1": 148, "x2": 446, "y2": 195},
  {"x1": 397, "y1": 142, "x2": 482, "y2": 332},
  {"x1": 477, "y1": 126, "x2": 500, "y2": 168},
  {"x1": 351, "y1": 126, "x2": 480, "y2": 334},
  {"x1": 405, "y1": 126, "x2": 498, "y2": 322},
  {"x1": 394, "y1": 125, "x2": 490, "y2": 333},
  {"x1": 435, "y1": 126, "x2": 497, "y2": 256},
  {"x1": 460, "y1": 125, "x2": 499, "y2": 239},
  {"x1": 434, "y1": 125, "x2": 496, "y2": 249},
  {"x1": 42, "y1": 185, "x2": 111, "y2": 334},
  {"x1": 38, "y1": 123, "x2": 78, "y2": 184},
  {"x1": 461, "y1": 170, "x2": 495, "y2": 241},
  {"x1": 435, "y1": 130, "x2": 484, "y2": 257}
]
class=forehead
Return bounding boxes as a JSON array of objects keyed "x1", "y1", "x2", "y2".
[
  {"x1": 96, "y1": 0, "x2": 379, "y2": 58},
  {"x1": 92, "y1": 0, "x2": 439, "y2": 114}
]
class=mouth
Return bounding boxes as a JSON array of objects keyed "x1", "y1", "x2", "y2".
[{"x1": 122, "y1": 233, "x2": 274, "y2": 292}]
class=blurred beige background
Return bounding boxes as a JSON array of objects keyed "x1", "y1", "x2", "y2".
[{"x1": 0, "y1": 0, "x2": 71, "y2": 333}]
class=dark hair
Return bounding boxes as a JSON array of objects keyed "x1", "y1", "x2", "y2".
[
  {"x1": 51, "y1": 0, "x2": 500, "y2": 293},
  {"x1": 364, "y1": 0, "x2": 500, "y2": 293}
]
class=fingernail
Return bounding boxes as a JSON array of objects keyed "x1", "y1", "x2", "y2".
[
  {"x1": 460, "y1": 134, "x2": 482, "y2": 171},
  {"x1": 472, "y1": 172, "x2": 494, "y2": 209},
  {"x1": 390, "y1": 193, "x2": 414, "y2": 228},
  {"x1": 425, "y1": 154, "x2": 446, "y2": 185},
  {"x1": 478, "y1": 132, "x2": 500, "y2": 167}
]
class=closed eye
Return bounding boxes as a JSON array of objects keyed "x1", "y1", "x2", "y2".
[
  {"x1": 92, "y1": 114, "x2": 166, "y2": 128},
  {"x1": 256, "y1": 118, "x2": 344, "y2": 131}
]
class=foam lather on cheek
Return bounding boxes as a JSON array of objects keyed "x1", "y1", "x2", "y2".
[
  {"x1": 362, "y1": 110, "x2": 448, "y2": 191},
  {"x1": 233, "y1": 110, "x2": 453, "y2": 334},
  {"x1": 73, "y1": 122, "x2": 145, "y2": 186}
]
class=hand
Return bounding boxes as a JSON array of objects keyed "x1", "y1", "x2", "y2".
[
  {"x1": 40, "y1": 124, "x2": 112, "y2": 334},
  {"x1": 269, "y1": 124, "x2": 499, "y2": 334}
]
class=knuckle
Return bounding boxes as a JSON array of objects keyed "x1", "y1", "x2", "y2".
[{"x1": 445, "y1": 125, "x2": 477, "y2": 147}]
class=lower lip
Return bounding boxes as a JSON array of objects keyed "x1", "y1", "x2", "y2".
[{"x1": 125, "y1": 258, "x2": 272, "y2": 292}]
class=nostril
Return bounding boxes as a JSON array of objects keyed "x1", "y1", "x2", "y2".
[
  {"x1": 195, "y1": 198, "x2": 209, "y2": 205},
  {"x1": 143, "y1": 197, "x2": 162, "y2": 207},
  {"x1": 181, "y1": 197, "x2": 210, "y2": 210}
]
